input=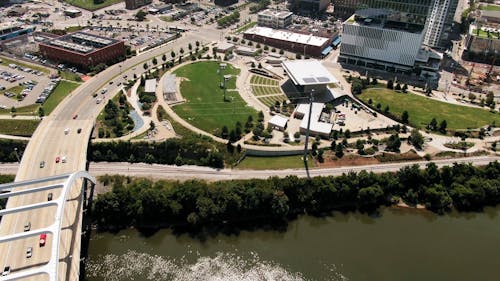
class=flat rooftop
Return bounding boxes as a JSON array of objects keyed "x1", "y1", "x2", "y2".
[
  {"x1": 42, "y1": 32, "x2": 120, "y2": 54},
  {"x1": 244, "y1": 26, "x2": 329, "y2": 47},
  {"x1": 296, "y1": 102, "x2": 333, "y2": 135},
  {"x1": 344, "y1": 9, "x2": 425, "y2": 33},
  {"x1": 258, "y1": 9, "x2": 293, "y2": 18},
  {"x1": 282, "y1": 60, "x2": 338, "y2": 86}
]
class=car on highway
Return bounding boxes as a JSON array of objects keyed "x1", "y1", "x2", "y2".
[
  {"x1": 109, "y1": 81, "x2": 113, "y2": 85},
  {"x1": 24, "y1": 222, "x2": 31, "y2": 232},
  {"x1": 26, "y1": 247, "x2": 32, "y2": 258},
  {"x1": 77, "y1": 128, "x2": 82, "y2": 134},
  {"x1": 47, "y1": 193, "x2": 53, "y2": 201},
  {"x1": 55, "y1": 156, "x2": 60, "y2": 163},
  {"x1": 61, "y1": 156, "x2": 67, "y2": 163},
  {"x1": 64, "y1": 128, "x2": 70, "y2": 135},
  {"x1": 73, "y1": 114, "x2": 78, "y2": 119},
  {"x1": 2, "y1": 266, "x2": 10, "y2": 276},
  {"x1": 39, "y1": 234, "x2": 46, "y2": 247},
  {"x1": 101, "y1": 88, "x2": 107, "y2": 94},
  {"x1": 39, "y1": 160, "x2": 45, "y2": 168}
]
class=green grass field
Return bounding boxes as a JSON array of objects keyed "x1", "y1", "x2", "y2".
[
  {"x1": 173, "y1": 61, "x2": 258, "y2": 135},
  {"x1": 358, "y1": 88, "x2": 500, "y2": 130},
  {"x1": 1, "y1": 85, "x2": 25, "y2": 100},
  {"x1": 63, "y1": 0, "x2": 122, "y2": 11},
  {"x1": 250, "y1": 75, "x2": 279, "y2": 86},
  {"x1": 0, "y1": 56, "x2": 50, "y2": 74},
  {"x1": 0, "y1": 119, "x2": 40, "y2": 136},
  {"x1": 43, "y1": 81, "x2": 80, "y2": 115},
  {"x1": 258, "y1": 95, "x2": 288, "y2": 107},
  {"x1": 59, "y1": 71, "x2": 83, "y2": 82},
  {"x1": 236, "y1": 155, "x2": 316, "y2": 170},
  {"x1": 480, "y1": 4, "x2": 500, "y2": 11},
  {"x1": 235, "y1": 21, "x2": 257, "y2": 34}
]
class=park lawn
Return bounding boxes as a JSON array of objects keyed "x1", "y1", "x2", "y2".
[
  {"x1": 358, "y1": 88, "x2": 500, "y2": 130},
  {"x1": 235, "y1": 21, "x2": 257, "y2": 34},
  {"x1": 0, "y1": 104, "x2": 40, "y2": 116},
  {"x1": 0, "y1": 56, "x2": 50, "y2": 74},
  {"x1": 173, "y1": 61, "x2": 258, "y2": 135},
  {"x1": 236, "y1": 155, "x2": 316, "y2": 170},
  {"x1": 43, "y1": 80, "x2": 80, "y2": 115},
  {"x1": 0, "y1": 119, "x2": 40, "y2": 136},
  {"x1": 480, "y1": 4, "x2": 500, "y2": 11},
  {"x1": 63, "y1": 0, "x2": 122, "y2": 11},
  {"x1": 59, "y1": 71, "x2": 83, "y2": 82}
]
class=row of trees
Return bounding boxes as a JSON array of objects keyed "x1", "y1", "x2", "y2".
[
  {"x1": 92, "y1": 161, "x2": 500, "y2": 230},
  {"x1": 217, "y1": 11, "x2": 240, "y2": 28},
  {"x1": 88, "y1": 134, "x2": 225, "y2": 168}
]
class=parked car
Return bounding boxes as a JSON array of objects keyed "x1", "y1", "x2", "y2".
[
  {"x1": 2, "y1": 266, "x2": 10, "y2": 276},
  {"x1": 77, "y1": 128, "x2": 82, "y2": 134},
  {"x1": 39, "y1": 160, "x2": 45, "y2": 168},
  {"x1": 47, "y1": 193, "x2": 53, "y2": 201},
  {"x1": 55, "y1": 156, "x2": 60, "y2": 163}
]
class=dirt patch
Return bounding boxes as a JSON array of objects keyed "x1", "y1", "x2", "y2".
[{"x1": 316, "y1": 152, "x2": 380, "y2": 168}]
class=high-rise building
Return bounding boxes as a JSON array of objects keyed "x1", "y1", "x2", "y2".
[
  {"x1": 339, "y1": 9, "x2": 425, "y2": 71},
  {"x1": 258, "y1": 9, "x2": 293, "y2": 29},
  {"x1": 423, "y1": 0, "x2": 459, "y2": 47},
  {"x1": 333, "y1": 0, "x2": 458, "y2": 47},
  {"x1": 289, "y1": 0, "x2": 330, "y2": 14},
  {"x1": 125, "y1": 0, "x2": 152, "y2": 10}
]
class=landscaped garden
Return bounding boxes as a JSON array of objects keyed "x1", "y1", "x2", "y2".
[
  {"x1": 249, "y1": 74, "x2": 288, "y2": 107},
  {"x1": 173, "y1": 61, "x2": 258, "y2": 137},
  {"x1": 358, "y1": 88, "x2": 500, "y2": 130},
  {"x1": 0, "y1": 119, "x2": 40, "y2": 136},
  {"x1": 96, "y1": 92, "x2": 135, "y2": 138}
]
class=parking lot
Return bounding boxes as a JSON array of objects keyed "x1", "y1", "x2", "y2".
[{"x1": 0, "y1": 63, "x2": 53, "y2": 109}]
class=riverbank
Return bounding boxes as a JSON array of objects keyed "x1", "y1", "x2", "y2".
[{"x1": 91, "y1": 161, "x2": 500, "y2": 232}]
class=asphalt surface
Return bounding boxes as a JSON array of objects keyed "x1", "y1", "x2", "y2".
[{"x1": 0, "y1": 27, "x2": 221, "y2": 280}]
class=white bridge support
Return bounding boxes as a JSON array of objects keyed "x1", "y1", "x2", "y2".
[{"x1": 0, "y1": 171, "x2": 96, "y2": 281}]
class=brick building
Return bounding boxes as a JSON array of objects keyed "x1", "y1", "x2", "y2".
[
  {"x1": 39, "y1": 32, "x2": 125, "y2": 68},
  {"x1": 243, "y1": 26, "x2": 332, "y2": 57}
]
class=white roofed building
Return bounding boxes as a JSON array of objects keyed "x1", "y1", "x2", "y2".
[
  {"x1": 268, "y1": 115, "x2": 289, "y2": 131},
  {"x1": 244, "y1": 26, "x2": 332, "y2": 57},
  {"x1": 145, "y1": 79, "x2": 157, "y2": 93},
  {"x1": 295, "y1": 102, "x2": 333, "y2": 138},
  {"x1": 282, "y1": 60, "x2": 338, "y2": 96}
]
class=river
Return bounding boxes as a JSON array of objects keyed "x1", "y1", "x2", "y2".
[{"x1": 86, "y1": 206, "x2": 500, "y2": 281}]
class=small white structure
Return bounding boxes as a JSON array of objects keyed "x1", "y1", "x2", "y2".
[
  {"x1": 268, "y1": 114, "x2": 288, "y2": 131},
  {"x1": 295, "y1": 102, "x2": 333, "y2": 137},
  {"x1": 163, "y1": 74, "x2": 177, "y2": 100},
  {"x1": 216, "y1": 42, "x2": 235, "y2": 53},
  {"x1": 282, "y1": 60, "x2": 338, "y2": 96},
  {"x1": 235, "y1": 46, "x2": 258, "y2": 56},
  {"x1": 145, "y1": 78, "x2": 157, "y2": 93}
]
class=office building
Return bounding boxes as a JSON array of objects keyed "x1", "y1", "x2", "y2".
[
  {"x1": 257, "y1": 9, "x2": 293, "y2": 29},
  {"x1": 0, "y1": 25, "x2": 35, "y2": 41},
  {"x1": 39, "y1": 32, "x2": 125, "y2": 68},
  {"x1": 289, "y1": 0, "x2": 330, "y2": 13},
  {"x1": 339, "y1": 9, "x2": 425, "y2": 71},
  {"x1": 244, "y1": 26, "x2": 332, "y2": 57},
  {"x1": 422, "y1": 0, "x2": 459, "y2": 47},
  {"x1": 125, "y1": 0, "x2": 152, "y2": 10}
]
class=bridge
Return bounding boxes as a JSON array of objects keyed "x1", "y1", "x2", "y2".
[{"x1": 0, "y1": 172, "x2": 95, "y2": 281}]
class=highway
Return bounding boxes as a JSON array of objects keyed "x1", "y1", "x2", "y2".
[
  {"x1": 0, "y1": 27, "x2": 221, "y2": 280},
  {"x1": 1, "y1": 156, "x2": 499, "y2": 182}
]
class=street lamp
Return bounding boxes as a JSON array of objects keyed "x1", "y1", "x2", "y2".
[
  {"x1": 303, "y1": 89, "x2": 314, "y2": 180},
  {"x1": 13, "y1": 148, "x2": 20, "y2": 163}
]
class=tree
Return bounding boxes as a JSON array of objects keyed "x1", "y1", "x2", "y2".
[
  {"x1": 387, "y1": 80, "x2": 394, "y2": 89},
  {"x1": 135, "y1": 10, "x2": 147, "y2": 21},
  {"x1": 143, "y1": 63, "x2": 148, "y2": 71},
  {"x1": 188, "y1": 43, "x2": 192, "y2": 51},
  {"x1": 161, "y1": 54, "x2": 167, "y2": 63},
  {"x1": 371, "y1": 77, "x2": 378, "y2": 85},
  {"x1": 330, "y1": 141, "x2": 336, "y2": 151},
  {"x1": 221, "y1": 125, "x2": 229, "y2": 139},
  {"x1": 401, "y1": 110, "x2": 409, "y2": 124},
  {"x1": 409, "y1": 129, "x2": 424, "y2": 150},
  {"x1": 195, "y1": 41, "x2": 200, "y2": 48},
  {"x1": 335, "y1": 144, "x2": 344, "y2": 158},
  {"x1": 38, "y1": 107, "x2": 45, "y2": 117},
  {"x1": 386, "y1": 134, "x2": 401, "y2": 152},
  {"x1": 10, "y1": 106, "x2": 16, "y2": 114},
  {"x1": 384, "y1": 105, "x2": 390, "y2": 114},
  {"x1": 376, "y1": 103, "x2": 381, "y2": 110},
  {"x1": 428, "y1": 118, "x2": 438, "y2": 131},
  {"x1": 439, "y1": 120, "x2": 447, "y2": 133},
  {"x1": 180, "y1": 48, "x2": 184, "y2": 55},
  {"x1": 395, "y1": 83, "x2": 401, "y2": 91},
  {"x1": 468, "y1": 93, "x2": 476, "y2": 102},
  {"x1": 152, "y1": 57, "x2": 158, "y2": 66},
  {"x1": 149, "y1": 121, "x2": 155, "y2": 130},
  {"x1": 171, "y1": 50, "x2": 176, "y2": 58},
  {"x1": 344, "y1": 129, "x2": 351, "y2": 139},
  {"x1": 351, "y1": 81, "x2": 363, "y2": 95}
]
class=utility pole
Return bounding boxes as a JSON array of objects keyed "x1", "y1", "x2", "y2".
[{"x1": 303, "y1": 89, "x2": 314, "y2": 180}]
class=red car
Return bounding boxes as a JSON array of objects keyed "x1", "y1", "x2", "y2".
[
  {"x1": 55, "y1": 156, "x2": 60, "y2": 163},
  {"x1": 39, "y1": 233, "x2": 46, "y2": 247},
  {"x1": 73, "y1": 114, "x2": 78, "y2": 119}
]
